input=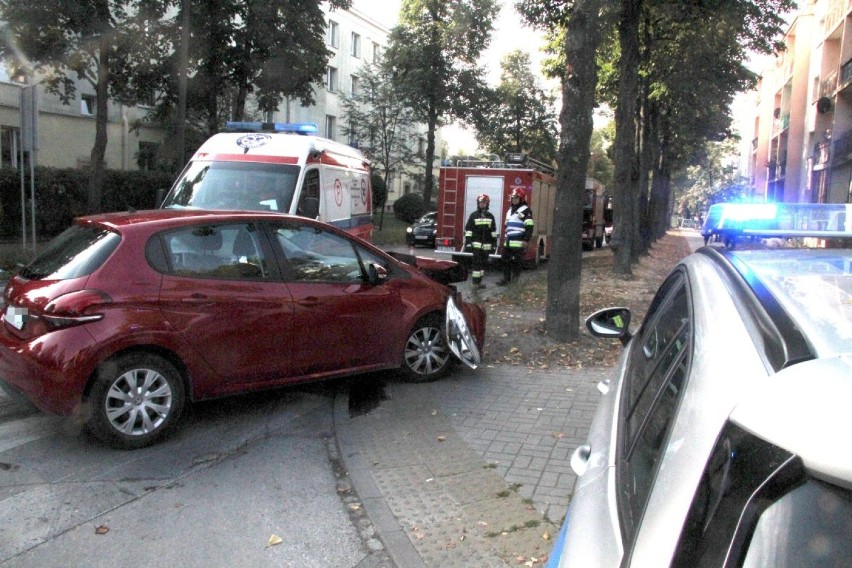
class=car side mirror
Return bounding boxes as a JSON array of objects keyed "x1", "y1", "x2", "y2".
[
  {"x1": 585, "y1": 307, "x2": 632, "y2": 346},
  {"x1": 366, "y1": 263, "x2": 388, "y2": 285}
]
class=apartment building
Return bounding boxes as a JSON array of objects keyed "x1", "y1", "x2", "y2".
[
  {"x1": 747, "y1": 0, "x2": 852, "y2": 204},
  {"x1": 0, "y1": 6, "x2": 435, "y2": 211}
]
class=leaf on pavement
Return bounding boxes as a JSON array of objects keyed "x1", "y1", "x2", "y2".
[
  {"x1": 267, "y1": 534, "x2": 283, "y2": 547},
  {"x1": 94, "y1": 525, "x2": 109, "y2": 535}
]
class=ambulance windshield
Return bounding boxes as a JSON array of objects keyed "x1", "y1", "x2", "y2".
[{"x1": 162, "y1": 161, "x2": 300, "y2": 213}]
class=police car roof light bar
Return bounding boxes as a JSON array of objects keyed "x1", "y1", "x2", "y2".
[{"x1": 225, "y1": 121, "x2": 319, "y2": 135}]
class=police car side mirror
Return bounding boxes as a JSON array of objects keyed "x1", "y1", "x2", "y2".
[{"x1": 585, "y1": 307, "x2": 632, "y2": 346}]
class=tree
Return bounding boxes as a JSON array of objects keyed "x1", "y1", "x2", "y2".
[
  {"x1": 339, "y1": 60, "x2": 423, "y2": 228},
  {"x1": 0, "y1": 0, "x2": 177, "y2": 213},
  {"x1": 384, "y1": 0, "x2": 500, "y2": 206},
  {"x1": 475, "y1": 50, "x2": 558, "y2": 163},
  {"x1": 518, "y1": 0, "x2": 609, "y2": 341},
  {"x1": 676, "y1": 137, "x2": 749, "y2": 215}
]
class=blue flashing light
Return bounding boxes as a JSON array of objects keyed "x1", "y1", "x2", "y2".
[
  {"x1": 704, "y1": 202, "x2": 851, "y2": 240},
  {"x1": 224, "y1": 121, "x2": 319, "y2": 135}
]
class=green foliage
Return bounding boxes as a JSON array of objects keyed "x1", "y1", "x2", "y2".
[
  {"x1": 474, "y1": 50, "x2": 558, "y2": 163},
  {"x1": 675, "y1": 138, "x2": 750, "y2": 215},
  {"x1": 0, "y1": 167, "x2": 172, "y2": 238},
  {"x1": 384, "y1": 0, "x2": 500, "y2": 205},
  {"x1": 370, "y1": 172, "x2": 388, "y2": 210},
  {"x1": 392, "y1": 192, "x2": 425, "y2": 223}
]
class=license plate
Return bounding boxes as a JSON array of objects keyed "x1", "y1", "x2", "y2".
[
  {"x1": 4, "y1": 305, "x2": 27, "y2": 330},
  {"x1": 415, "y1": 235, "x2": 428, "y2": 240},
  {"x1": 437, "y1": 246, "x2": 454, "y2": 253}
]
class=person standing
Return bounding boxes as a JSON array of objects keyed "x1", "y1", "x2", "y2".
[
  {"x1": 497, "y1": 188, "x2": 534, "y2": 286},
  {"x1": 463, "y1": 194, "x2": 498, "y2": 289}
]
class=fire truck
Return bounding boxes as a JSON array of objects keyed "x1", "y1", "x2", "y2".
[
  {"x1": 434, "y1": 153, "x2": 556, "y2": 267},
  {"x1": 583, "y1": 178, "x2": 611, "y2": 250}
]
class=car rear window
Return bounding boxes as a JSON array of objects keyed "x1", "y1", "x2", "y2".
[{"x1": 19, "y1": 225, "x2": 120, "y2": 281}]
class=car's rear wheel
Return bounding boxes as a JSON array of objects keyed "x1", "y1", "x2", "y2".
[
  {"x1": 87, "y1": 353, "x2": 185, "y2": 449},
  {"x1": 400, "y1": 314, "x2": 451, "y2": 382}
]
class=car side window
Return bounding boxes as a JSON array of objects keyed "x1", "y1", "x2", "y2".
[
  {"x1": 161, "y1": 223, "x2": 268, "y2": 280},
  {"x1": 617, "y1": 271, "x2": 691, "y2": 539},
  {"x1": 271, "y1": 222, "x2": 364, "y2": 283}
]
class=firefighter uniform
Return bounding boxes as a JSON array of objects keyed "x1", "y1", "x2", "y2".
[
  {"x1": 498, "y1": 189, "x2": 534, "y2": 286},
  {"x1": 464, "y1": 198, "x2": 498, "y2": 288}
]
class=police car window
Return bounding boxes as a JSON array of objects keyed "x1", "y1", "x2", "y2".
[
  {"x1": 161, "y1": 223, "x2": 267, "y2": 280},
  {"x1": 271, "y1": 223, "x2": 363, "y2": 283},
  {"x1": 617, "y1": 271, "x2": 691, "y2": 539}
]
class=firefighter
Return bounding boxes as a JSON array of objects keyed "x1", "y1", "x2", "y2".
[
  {"x1": 463, "y1": 193, "x2": 498, "y2": 289},
  {"x1": 497, "y1": 188, "x2": 534, "y2": 286}
]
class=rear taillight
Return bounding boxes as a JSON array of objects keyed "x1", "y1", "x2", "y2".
[{"x1": 42, "y1": 289, "x2": 112, "y2": 330}]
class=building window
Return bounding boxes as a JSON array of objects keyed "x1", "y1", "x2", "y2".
[
  {"x1": 372, "y1": 42, "x2": 381, "y2": 63},
  {"x1": 348, "y1": 121, "x2": 358, "y2": 148},
  {"x1": 139, "y1": 88, "x2": 157, "y2": 108},
  {"x1": 350, "y1": 75, "x2": 360, "y2": 96},
  {"x1": 81, "y1": 94, "x2": 96, "y2": 116},
  {"x1": 326, "y1": 20, "x2": 339, "y2": 48},
  {"x1": 351, "y1": 32, "x2": 361, "y2": 58},
  {"x1": 326, "y1": 66, "x2": 338, "y2": 92},
  {"x1": 137, "y1": 141, "x2": 160, "y2": 171},
  {"x1": 0, "y1": 126, "x2": 20, "y2": 168},
  {"x1": 325, "y1": 115, "x2": 337, "y2": 140}
]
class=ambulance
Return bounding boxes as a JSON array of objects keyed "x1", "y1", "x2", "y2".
[{"x1": 161, "y1": 122, "x2": 373, "y2": 241}]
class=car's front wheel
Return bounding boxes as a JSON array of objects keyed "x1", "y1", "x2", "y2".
[
  {"x1": 400, "y1": 314, "x2": 451, "y2": 382},
  {"x1": 86, "y1": 353, "x2": 185, "y2": 449}
]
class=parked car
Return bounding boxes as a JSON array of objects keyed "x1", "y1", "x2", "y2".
[
  {"x1": 405, "y1": 211, "x2": 437, "y2": 248},
  {"x1": 547, "y1": 203, "x2": 852, "y2": 567},
  {"x1": 0, "y1": 210, "x2": 485, "y2": 449}
]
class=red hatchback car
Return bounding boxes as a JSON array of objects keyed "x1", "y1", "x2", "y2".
[{"x1": 0, "y1": 210, "x2": 485, "y2": 449}]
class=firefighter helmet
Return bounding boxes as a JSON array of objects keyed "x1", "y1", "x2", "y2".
[
  {"x1": 476, "y1": 193, "x2": 490, "y2": 206},
  {"x1": 510, "y1": 188, "x2": 527, "y2": 202}
]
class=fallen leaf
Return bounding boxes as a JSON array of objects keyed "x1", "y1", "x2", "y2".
[
  {"x1": 437, "y1": 435, "x2": 446, "y2": 442},
  {"x1": 543, "y1": 532, "x2": 551, "y2": 540},
  {"x1": 349, "y1": 503, "x2": 362, "y2": 511},
  {"x1": 551, "y1": 431, "x2": 566, "y2": 439},
  {"x1": 94, "y1": 525, "x2": 109, "y2": 535},
  {"x1": 267, "y1": 534, "x2": 283, "y2": 547},
  {"x1": 431, "y1": 409, "x2": 438, "y2": 416}
]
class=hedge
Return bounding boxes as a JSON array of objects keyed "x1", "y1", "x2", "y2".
[{"x1": 0, "y1": 167, "x2": 174, "y2": 238}]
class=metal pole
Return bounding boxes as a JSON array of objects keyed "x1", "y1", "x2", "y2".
[
  {"x1": 29, "y1": 150, "x2": 36, "y2": 251},
  {"x1": 19, "y1": 132, "x2": 26, "y2": 250}
]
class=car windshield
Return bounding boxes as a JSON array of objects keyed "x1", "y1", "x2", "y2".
[
  {"x1": 738, "y1": 249, "x2": 852, "y2": 355},
  {"x1": 19, "y1": 225, "x2": 120, "y2": 281},
  {"x1": 162, "y1": 161, "x2": 300, "y2": 212}
]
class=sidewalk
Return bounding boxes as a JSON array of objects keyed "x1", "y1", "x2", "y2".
[{"x1": 334, "y1": 363, "x2": 610, "y2": 567}]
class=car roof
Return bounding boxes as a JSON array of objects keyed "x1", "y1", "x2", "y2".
[
  {"x1": 77, "y1": 209, "x2": 315, "y2": 231},
  {"x1": 721, "y1": 247, "x2": 852, "y2": 357}
]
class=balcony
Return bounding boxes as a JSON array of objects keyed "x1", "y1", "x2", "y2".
[
  {"x1": 840, "y1": 57, "x2": 852, "y2": 91},
  {"x1": 832, "y1": 132, "x2": 851, "y2": 165},
  {"x1": 821, "y1": 70, "x2": 838, "y2": 97}
]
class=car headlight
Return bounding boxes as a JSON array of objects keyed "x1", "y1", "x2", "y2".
[{"x1": 406, "y1": 227, "x2": 413, "y2": 233}]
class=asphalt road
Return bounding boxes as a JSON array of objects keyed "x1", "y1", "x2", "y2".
[{"x1": 0, "y1": 379, "x2": 393, "y2": 567}]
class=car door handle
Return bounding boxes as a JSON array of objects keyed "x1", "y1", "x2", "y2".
[
  {"x1": 570, "y1": 444, "x2": 592, "y2": 477},
  {"x1": 182, "y1": 293, "x2": 211, "y2": 304},
  {"x1": 296, "y1": 297, "x2": 320, "y2": 308}
]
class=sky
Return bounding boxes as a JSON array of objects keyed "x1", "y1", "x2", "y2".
[{"x1": 352, "y1": 0, "x2": 552, "y2": 154}]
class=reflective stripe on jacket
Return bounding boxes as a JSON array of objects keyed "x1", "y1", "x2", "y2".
[{"x1": 504, "y1": 204, "x2": 533, "y2": 246}]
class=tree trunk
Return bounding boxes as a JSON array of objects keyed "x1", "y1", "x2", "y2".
[
  {"x1": 636, "y1": 95, "x2": 653, "y2": 257},
  {"x1": 611, "y1": 0, "x2": 642, "y2": 275},
  {"x1": 545, "y1": 0, "x2": 603, "y2": 342},
  {"x1": 87, "y1": 29, "x2": 111, "y2": 214},
  {"x1": 422, "y1": 108, "x2": 437, "y2": 206}
]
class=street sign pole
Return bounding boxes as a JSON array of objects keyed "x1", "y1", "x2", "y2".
[{"x1": 20, "y1": 84, "x2": 37, "y2": 252}]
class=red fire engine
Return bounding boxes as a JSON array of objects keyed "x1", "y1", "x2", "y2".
[{"x1": 434, "y1": 153, "x2": 556, "y2": 267}]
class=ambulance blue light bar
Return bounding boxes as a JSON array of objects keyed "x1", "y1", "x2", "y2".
[{"x1": 224, "y1": 121, "x2": 319, "y2": 134}]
